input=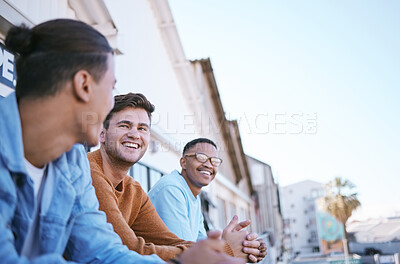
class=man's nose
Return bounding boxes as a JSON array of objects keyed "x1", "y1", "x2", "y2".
[{"x1": 127, "y1": 128, "x2": 140, "y2": 139}]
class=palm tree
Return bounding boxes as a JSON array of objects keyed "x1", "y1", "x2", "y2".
[
  {"x1": 323, "y1": 177, "x2": 361, "y2": 261},
  {"x1": 323, "y1": 177, "x2": 361, "y2": 240}
]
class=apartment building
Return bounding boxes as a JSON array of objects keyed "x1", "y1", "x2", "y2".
[{"x1": 280, "y1": 180, "x2": 324, "y2": 255}]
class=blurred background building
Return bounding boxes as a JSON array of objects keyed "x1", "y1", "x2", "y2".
[
  {"x1": 347, "y1": 217, "x2": 400, "y2": 256},
  {"x1": 280, "y1": 180, "x2": 324, "y2": 256}
]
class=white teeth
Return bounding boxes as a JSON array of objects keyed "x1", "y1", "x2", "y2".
[
  {"x1": 200, "y1": 170, "x2": 211, "y2": 176},
  {"x1": 123, "y1": 143, "x2": 139, "y2": 149}
]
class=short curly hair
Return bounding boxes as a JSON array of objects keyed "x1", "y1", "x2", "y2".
[
  {"x1": 182, "y1": 138, "x2": 217, "y2": 155},
  {"x1": 103, "y1": 93, "x2": 155, "y2": 129}
]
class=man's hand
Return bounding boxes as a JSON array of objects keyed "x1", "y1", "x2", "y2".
[
  {"x1": 178, "y1": 231, "x2": 246, "y2": 264},
  {"x1": 222, "y1": 215, "x2": 262, "y2": 262},
  {"x1": 243, "y1": 232, "x2": 262, "y2": 262},
  {"x1": 254, "y1": 238, "x2": 267, "y2": 262}
]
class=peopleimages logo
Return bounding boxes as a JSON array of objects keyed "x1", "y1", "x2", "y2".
[
  {"x1": 150, "y1": 111, "x2": 318, "y2": 135},
  {"x1": 237, "y1": 112, "x2": 318, "y2": 135},
  {"x1": 0, "y1": 43, "x2": 17, "y2": 98}
]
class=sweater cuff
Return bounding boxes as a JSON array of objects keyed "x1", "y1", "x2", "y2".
[{"x1": 223, "y1": 240, "x2": 234, "y2": 256}]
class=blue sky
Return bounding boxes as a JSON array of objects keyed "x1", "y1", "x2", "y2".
[{"x1": 168, "y1": 0, "x2": 400, "y2": 220}]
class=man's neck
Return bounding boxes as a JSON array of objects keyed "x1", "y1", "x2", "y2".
[
  {"x1": 180, "y1": 170, "x2": 201, "y2": 197},
  {"x1": 100, "y1": 147, "x2": 132, "y2": 188},
  {"x1": 19, "y1": 97, "x2": 76, "y2": 168}
]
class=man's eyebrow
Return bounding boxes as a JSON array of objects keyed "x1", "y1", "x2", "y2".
[
  {"x1": 138, "y1": 123, "x2": 150, "y2": 128},
  {"x1": 116, "y1": 120, "x2": 150, "y2": 128},
  {"x1": 116, "y1": 120, "x2": 133, "y2": 126}
]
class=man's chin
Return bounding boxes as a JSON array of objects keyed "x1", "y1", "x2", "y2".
[
  {"x1": 121, "y1": 155, "x2": 142, "y2": 165},
  {"x1": 201, "y1": 181, "x2": 212, "y2": 187},
  {"x1": 81, "y1": 139, "x2": 99, "y2": 149}
]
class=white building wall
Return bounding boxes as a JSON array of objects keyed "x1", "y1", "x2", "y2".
[
  {"x1": 104, "y1": 0, "x2": 234, "y2": 172},
  {"x1": 280, "y1": 180, "x2": 324, "y2": 255},
  {"x1": 104, "y1": 0, "x2": 196, "y2": 173},
  {"x1": 4, "y1": 0, "x2": 74, "y2": 24}
]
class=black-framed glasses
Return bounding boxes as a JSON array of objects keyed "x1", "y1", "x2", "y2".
[{"x1": 185, "y1": 152, "x2": 223, "y2": 167}]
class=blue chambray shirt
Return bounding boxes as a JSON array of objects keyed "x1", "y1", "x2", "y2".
[{"x1": 0, "y1": 93, "x2": 165, "y2": 264}]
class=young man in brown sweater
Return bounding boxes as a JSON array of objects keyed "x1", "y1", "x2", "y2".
[{"x1": 88, "y1": 93, "x2": 266, "y2": 262}]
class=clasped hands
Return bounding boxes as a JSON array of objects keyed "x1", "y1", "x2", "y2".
[
  {"x1": 175, "y1": 215, "x2": 267, "y2": 264},
  {"x1": 222, "y1": 215, "x2": 267, "y2": 263}
]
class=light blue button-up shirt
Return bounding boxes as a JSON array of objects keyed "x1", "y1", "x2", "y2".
[
  {"x1": 0, "y1": 93, "x2": 164, "y2": 263},
  {"x1": 148, "y1": 170, "x2": 207, "y2": 242}
]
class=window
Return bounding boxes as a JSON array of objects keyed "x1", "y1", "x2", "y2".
[
  {"x1": 229, "y1": 202, "x2": 236, "y2": 219},
  {"x1": 130, "y1": 162, "x2": 165, "y2": 192},
  {"x1": 239, "y1": 207, "x2": 247, "y2": 221},
  {"x1": 283, "y1": 219, "x2": 290, "y2": 228},
  {"x1": 131, "y1": 163, "x2": 148, "y2": 191},
  {"x1": 310, "y1": 231, "x2": 317, "y2": 240},
  {"x1": 217, "y1": 197, "x2": 227, "y2": 229}
]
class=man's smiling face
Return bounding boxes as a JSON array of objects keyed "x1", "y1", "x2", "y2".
[
  {"x1": 180, "y1": 142, "x2": 219, "y2": 194},
  {"x1": 100, "y1": 107, "x2": 150, "y2": 165}
]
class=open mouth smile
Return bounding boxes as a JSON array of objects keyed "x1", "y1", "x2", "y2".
[{"x1": 123, "y1": 142, "x2": 139, "y2": 149}]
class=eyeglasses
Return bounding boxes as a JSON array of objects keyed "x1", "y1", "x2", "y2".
[{"x1": 185, "y1": 152, "x2": 223, "y2": 167}]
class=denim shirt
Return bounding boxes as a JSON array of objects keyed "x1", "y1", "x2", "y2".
[{"x1": 0, "y1": 94, "x2": 165, "y2": 264}]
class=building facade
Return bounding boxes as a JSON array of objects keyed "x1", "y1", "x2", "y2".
[
  {"x1": 247, "y1": 155, "x2": 284, "y2": 263},
  {"x1": 280, "y1": 180, "x2": 325, "y2": 256}
]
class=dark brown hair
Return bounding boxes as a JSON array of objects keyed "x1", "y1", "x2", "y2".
[
  {"x1": 103, "y1": 93, "x2": 155, "y2": 129},
  {"x1": 5, "y1": 19, "x2": 113, "y2": 100}
]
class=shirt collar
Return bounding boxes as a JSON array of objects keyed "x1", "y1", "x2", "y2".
[{"x1": 0, "y1": 93, "x2": 26, "y2": 174}]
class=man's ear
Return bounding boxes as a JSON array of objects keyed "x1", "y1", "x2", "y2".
[
  {"x1": 180, "y1": 156, "x2": 186, "y2": 170},
  {"x1": 99, "y1": 128, "x2": 106, "y2": 144},
  {"x1": 73, "y1": 70, "x2": 92, "y2": 103}
]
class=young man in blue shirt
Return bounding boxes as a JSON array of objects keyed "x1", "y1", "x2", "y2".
[{"x1": 149, "y1": 138, "x2": 267, "y2": 262}]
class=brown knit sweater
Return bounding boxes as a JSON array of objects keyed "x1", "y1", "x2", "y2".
[{"x1": 88, "y1": 150, "x2": 193, "y2": 261}]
